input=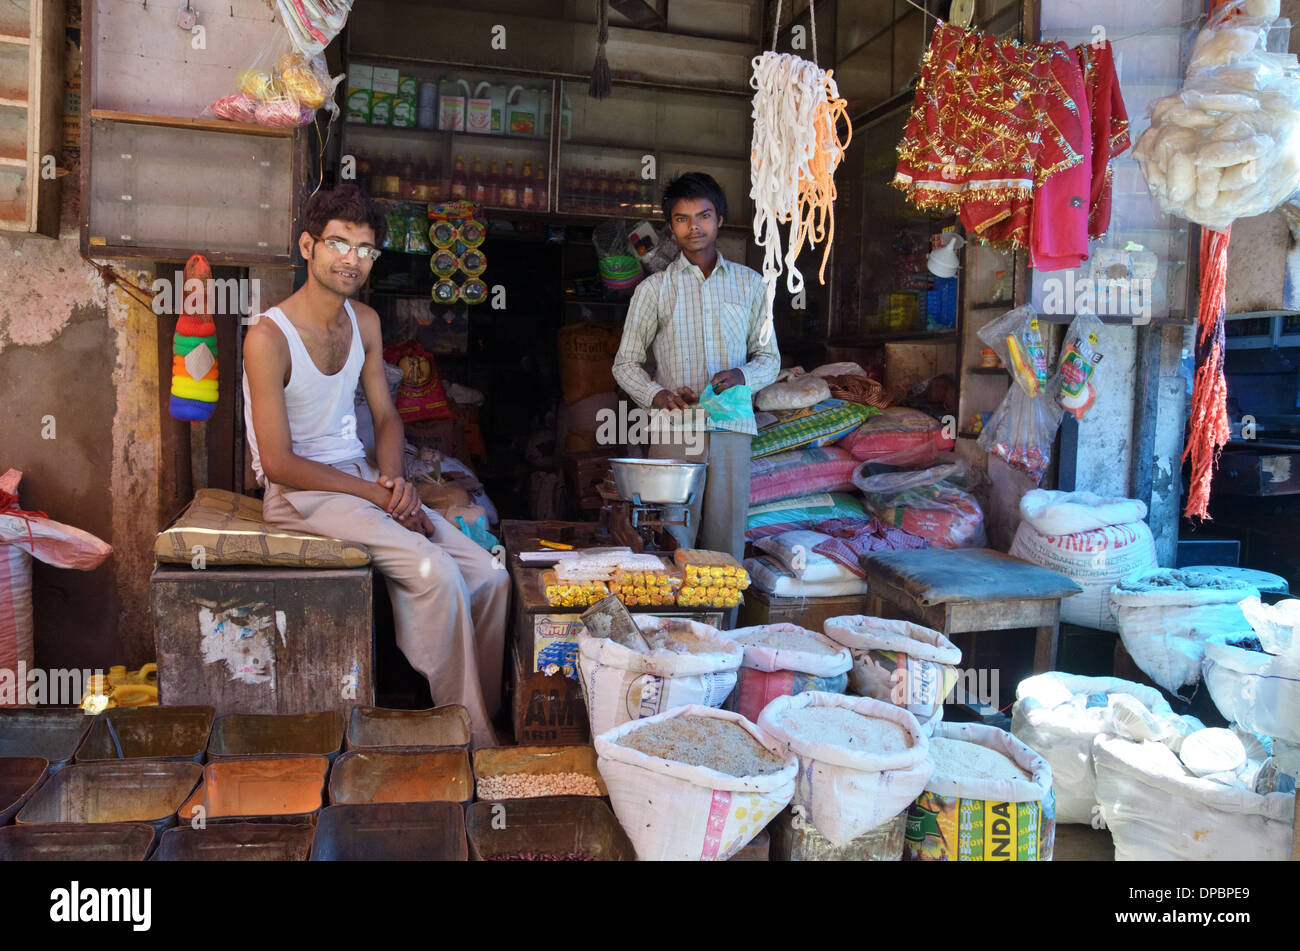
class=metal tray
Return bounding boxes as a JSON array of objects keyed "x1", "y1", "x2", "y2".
[
  {"x1": 208, "y1": 712, "x2": 345, "y2": 761},
  {"x1": 0, "y1": 708, "x2": 94, "y2": 771},
  {"x1": 74, "y1": 706, "x2": 215, "y2": 763},
  {"x1": 310, "y1": 802, "x2": 467, "y2": 861},
  {"x1": 344, "y1": 705, "x2": 471, "y2": 751},
  {"x1": 609, "y1": 458, "x2": 705, "y2": 505},
  {"x1": 329, "y1": 749, "x2": 472, "y2": 805},
  {"x1": 17, "y1": 760, "x2": 202, "y2": 836},
  {"x1": 153, "y1": 822, "x2": 315, "y2": 861},
  {"x1": 0, "y1": 756, "x2": 48, "y2": 825},
  {"x1": 177, "y1": 756, "x2": 329, "y2": 825},
  {"x1": 472, "y1": 745, "x2": 607, "y2": 801},
  {"x1": 0, "y1": 822, "x2": 155, "y2": 861},
  {"x1": 465, "y1": 796, "x2": 633, "y2": 861}
]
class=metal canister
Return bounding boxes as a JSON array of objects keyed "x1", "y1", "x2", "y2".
[
  {"x1": 460, "y1": 278, "x2": 487, "y2": 305},
  {"x1": 432, "y1": 278, "x2": 460, "y2": 305},
  {"x1": 430, "y1": 248, "x2": 459, "y2": 277}
]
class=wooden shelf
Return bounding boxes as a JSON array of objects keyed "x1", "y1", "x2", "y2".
[
  {"x1": 90, "y1": 109, "x2": 296, "y2": 139},
  {"x1": 0, "y1": 97, "x2": 28, "y2": 109},
  {"x1": 967, "y1": 366, "x2": 1009, "y2": 376},
  {"x1": 0, "y1": 33, "x2": 30, "y2": 46},
  {"x1": 0, "y1": 156, "x2": 25, "y2": 167}
]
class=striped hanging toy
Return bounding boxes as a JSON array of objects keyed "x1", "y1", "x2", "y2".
[{"x1": 169, "y1": 253, "x2": 219, "y2": 422}]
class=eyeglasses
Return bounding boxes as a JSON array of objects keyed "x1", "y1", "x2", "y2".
[{"x1": 313, "y1": 234, "x2": 382, "y2": 262}]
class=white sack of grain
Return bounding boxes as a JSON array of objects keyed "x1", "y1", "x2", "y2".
[
  {"x1": 594, "y1": 705, "x2": 797, "y2": 861},
  {"x1": 823, "y1": 615, "x2": 961, "y2": 734},
  {"x1": 758, "y1": 691, "x2": 931, "y2": 846},
  {"x1": 904, "y1": 721, "x2": 1055, "y2": 861},
  {"x1": 1011, "y1": 673, "x2": 1172, "y2": 824},
  {"x1": 1109, "y1": 569, "x2": 1259, "y2": 693},
  {"x1": 577, "y1": 616, "x2": 742, "y2": 738},
  {"x1": 1093, "y1": 732, "x2": 1295, "y2": 861},
  {"x1": 719, "y1": 624, "x2": 852, "y2": 722}
]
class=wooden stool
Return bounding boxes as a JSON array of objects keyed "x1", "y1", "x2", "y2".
[{"x1": 858, "y1": 548, "x2": 1082, "y2": 673}]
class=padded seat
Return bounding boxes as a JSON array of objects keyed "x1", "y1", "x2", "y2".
[
  {"x1": 155, "y1": 489, "x2": 370, "y2": 569},
  {"x1": 857, "y1": 548, "x2": 1083, "y2": 675}
]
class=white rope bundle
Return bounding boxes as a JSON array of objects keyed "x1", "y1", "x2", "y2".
[{"x1": 749, "y1": 50, "x2": 848, "y2": 345}]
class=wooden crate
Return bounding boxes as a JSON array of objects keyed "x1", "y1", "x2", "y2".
[
  {"x1": 737, "y1": 588, "x2": 870, "y2": 634},
  {"x1": 151, "y1": 564, "x2": 374, "y2": 715},
  {"x1": 510, "y1": 644, "x2": 588, "y2": 747}
]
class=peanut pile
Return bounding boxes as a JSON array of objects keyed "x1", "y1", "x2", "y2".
[{"x1": 476, "y1": 771, "x2": 603, "y2": 800}]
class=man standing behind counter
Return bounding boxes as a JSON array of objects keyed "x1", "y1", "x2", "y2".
[{"x1": 612, "y1": 173, "x2": 780, "y2": 560}]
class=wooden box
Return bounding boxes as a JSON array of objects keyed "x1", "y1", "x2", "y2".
[
  {"x1": 737, "y1": 588, "x2": 870, "y2": 634},
  {"x1": 151, "y1": 564, "x2": 375, "y2": 715},
  {"x1": 510, "y1": 644, "x2": 588, "y2": 747}
]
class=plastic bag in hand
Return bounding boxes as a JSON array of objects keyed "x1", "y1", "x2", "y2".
[{"x1": 978, "y1": 386, "x2": 1065, "y2": 484}]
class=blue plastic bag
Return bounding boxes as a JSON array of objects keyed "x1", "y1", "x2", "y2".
[
  {"x1": 455, "y1": 514, "x2": 500, "y2": 552},
  {"x1": 699, "y1": 382, "x2": 753, "y2": 429}
]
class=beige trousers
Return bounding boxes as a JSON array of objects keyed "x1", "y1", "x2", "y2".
[
  {"x1": 262, "y1": 459, "x2": 509, "y2": 748},
  {"x1": 648, "y1": 430, "x2": 751, "y2": 562}
]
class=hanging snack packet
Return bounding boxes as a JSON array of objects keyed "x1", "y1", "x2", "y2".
[
  {"x1": 977, "y1": 386, "x2": 1065, "y2": 484},
  {"x1": 1055, "y1": 314, "x2": 1105, "y2": 420},
  {"x1": 977, "y1": 304, "x2": 1049, "y2": 397}
]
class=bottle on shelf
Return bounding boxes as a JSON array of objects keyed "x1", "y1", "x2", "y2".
[
  {"x1": 535, "y1": 166, "x2": 547, "y2": 211},
  {"x1": 520, "y1": 160, "x2": 534, "y2": 211},
  {"x1": 597, "y1": 168, "x2": 610, "y2": 213},
  {"x1": 356, "y1": 150, "x2": 372, "y2": 194},
  {"x1": 486, "y1": 158, "x2": 500, "y2": 207},
  {"x1": 639, "y1": 176, "x2": 654, "y2": 217},
  {"x1": 413, "y1": 157, "x2": 431, "y2": 202},
  {"x1": 582, "y1": 167, "x2": 596, "y2": 214},
  {"x1": 451, "y1": 154, "x2": 468, "y2": 200},
  {"x1": 500, "y1": 160, "x2": 518, "y2": 209},
  {"x1": 471, "y1": 156, "x2": 486, "y2": 204},
  {"x1": 400, "y1": 152, "x2": 418, "y2": 200}
]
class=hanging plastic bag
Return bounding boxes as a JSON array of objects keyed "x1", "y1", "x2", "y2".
[
  {"x1": 976, "y1": 305, "x2": 1049, "y2": 397},
  {"x1": 1132, "y1": 0, "x2": 1300, "y2": 230},
  {"x1": 1054, "y1": 313, "x2": 1105, "y2": 420},
  {"x1": 977, "y1": 386, "x2": 1064, "y2": 484},
  {"x1": 207, "y1": 17, "x2": 343, "y2": 128},
  {"x1": 699, "y1": 383, "x2": 754, "y2": 428}
]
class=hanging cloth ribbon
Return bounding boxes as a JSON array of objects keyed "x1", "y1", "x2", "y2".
[
  {"x1": 589, "y1": 0, "x2": 612, "y2": 99},
  {"x1": 1182, "y1": 226, "x2": 1232, "y2": 520}
]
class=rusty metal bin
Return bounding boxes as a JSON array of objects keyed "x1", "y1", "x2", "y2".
[
  {"x1": 310, "y1": 802, "x2": 467, "y2": 861},
  {"x1": 17, "y1": 761, "x2": 202, "y2": 836},
  {"x1": 0, "y1": 822, "x2": 155, "y2": 860},
  {"x1": 465, "y1": 796, "x2": 634, "y2": 861},
  {"x1": 153, "y1": 822, "x2": 315, "y2": 861},
  {"x1": 329, "y1": 749, "x2": 472, "y2": 805},
  {"x1": 0, "y1": 756, "x2": 48, "y2": 825},
  {"x1": 768, "y1": 807, "x2": 907, "y2": 861},
  {"x1": 75, "y1": 706, "x2": 215, "y2": 763},
  {"x1": 344, "y1": 705, "x2": 471, "y2": 751},
  {"x1": 0, "y1": 708, "x2": 94, "y2": 771},
  {"x1": 177, "y1": 756, "x2": 329, "y2": 825},
  {"x1": 472, "y1": 745, "x2": 607, "y2": 801},
  {"x1": 208, "y1": 712, "x2": 345, "y2": 761}
]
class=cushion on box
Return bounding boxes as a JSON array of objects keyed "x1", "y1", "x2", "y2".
[
  {"x1": 155, "y1": 489, "x2": 371, "y2": 568},
  {"x1": 750, "y1": 399, "x2": 877, "y2": 459},
  {"x1": 749, "y1": 447, "x2": 858, "y2": 505}
]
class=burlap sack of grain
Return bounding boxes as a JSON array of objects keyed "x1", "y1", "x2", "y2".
[{"x1": 558, "y1": 323, "x2": 619, "y2": 405}]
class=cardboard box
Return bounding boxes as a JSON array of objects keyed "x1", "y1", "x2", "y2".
[
  {"x1": 346, "y1": 65, "x2": 372, "y2": 123},
  {"x1": 884, "y1": 340, "x2": 958, "y2": 391}
]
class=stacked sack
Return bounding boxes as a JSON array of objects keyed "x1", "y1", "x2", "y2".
[
  {"x1": 170, "y1": 255, "x2": 218, "y2": 422},
  {"x1": 1009, "y1": 490, "x2": 1158, "y2": 631}
]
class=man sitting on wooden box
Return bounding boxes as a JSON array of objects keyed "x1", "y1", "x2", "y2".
[{"x1": 242, "y1": 185, "x2": 506, "y2": 747}]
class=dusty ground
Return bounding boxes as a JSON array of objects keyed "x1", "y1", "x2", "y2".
[{"x1": 1054, "y1": 825, "x2": 1115, "y2": 861}]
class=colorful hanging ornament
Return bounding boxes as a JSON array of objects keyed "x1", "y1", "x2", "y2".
[{"x1": 169, "y1": 254, "x2": 219, "y2": 422}]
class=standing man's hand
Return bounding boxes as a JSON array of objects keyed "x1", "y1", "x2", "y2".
[
  {"x1": 377, "y1": 474, "x2": 422, "y2": 522},
  {"x1": 710, "y1": 368, "x2": 745, "y2": 393},
  {"x1": 652, "y1": 388, "x2": 695, "y2": 411}
]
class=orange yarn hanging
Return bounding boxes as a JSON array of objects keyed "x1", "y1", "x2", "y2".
[{"x1": 1182, "y1": 226, "x2": 1232, "y2": 521}]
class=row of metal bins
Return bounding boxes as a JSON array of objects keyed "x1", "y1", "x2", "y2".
[
  {"x1": 0, "y1": 705, "x2": 633, "y2": 860},
  {"x1": 1, "y1": 798, "x2": 629, "y2": 861},
  {"x1": 0, "y1": 704, "x2": 474, "y2": 766}
]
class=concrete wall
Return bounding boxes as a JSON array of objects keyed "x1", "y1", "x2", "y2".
[{"x1": 1, "y1": 158, "x2": 161, "y2": 669}]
